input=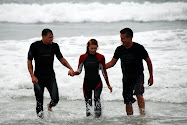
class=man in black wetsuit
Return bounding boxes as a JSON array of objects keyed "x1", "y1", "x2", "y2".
[
  {"x1": 106, "y1": 28, "x2": 153, "y2": 115},
  {"x1": 27, "y1": 28, "x2": 74, "y2": 118}
]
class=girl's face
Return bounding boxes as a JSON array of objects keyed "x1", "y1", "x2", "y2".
[{"x1": 89, "y1": 45, "x2": 98, "y2": 54}]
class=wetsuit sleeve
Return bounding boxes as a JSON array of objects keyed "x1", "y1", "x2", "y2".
[
  {"x1": 28, "y1": 44, "x2": 33, "y2": 60},
  {"x1": 113, "y1": 47, "x2": 120, "y2": 60},
  {"x1": 141, "y1": 46, "x2": 149, "y2": 60},
  {"x1": 74, "y1": 55, "x2": 85, "y2": 75},
  {"x1": 55, "y1": 43, "x2": 63, "y2": 60},
  {"x1": 98, "y1": 54, "x2": 110, "y2": 86}
]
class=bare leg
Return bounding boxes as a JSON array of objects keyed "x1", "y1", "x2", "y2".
[
  {"x1": 126, "y1": 104, "x2": 133, "y2": 115},
  {"x1": 136, "y1": 94, "x2": 145, "y2": 115},
  {"x1": 47, "y1": 104, "x2": 53, "y2": 112}
]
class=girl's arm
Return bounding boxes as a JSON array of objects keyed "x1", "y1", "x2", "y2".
[
  {"x1": 99, "y1": 55, "x2": 112, "y2": 92},
  {"x1": 74, "y1": 54, "x2": 87, "y2": 75}
]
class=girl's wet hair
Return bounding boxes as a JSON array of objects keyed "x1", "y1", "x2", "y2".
[{"x1": 86, "y1": 39, "x2": 98, "y2": 53}]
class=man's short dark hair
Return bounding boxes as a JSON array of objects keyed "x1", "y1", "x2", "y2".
[
  {"x1": 120, "y1": 28, "x2": 133, "y2": 38},
  {"x1": 42, "y1": 28, "x2": 53, "y2": 36}
]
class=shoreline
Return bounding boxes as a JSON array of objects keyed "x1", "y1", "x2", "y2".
[{"x1": 0, "y1": 97, "x2": 187, "y2": 125}]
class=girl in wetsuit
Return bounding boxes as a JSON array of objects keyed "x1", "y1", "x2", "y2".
[{"x1": 74, "y1": 39, "x2": 112, "y2": 118}]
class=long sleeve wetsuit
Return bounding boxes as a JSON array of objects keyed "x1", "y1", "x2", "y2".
[
  {"x1": 28, "y1": 40, "x2": 63, "y2": 116},
  {"x1": 74, "y1": 52, "x2": 110, "y2": 117}
]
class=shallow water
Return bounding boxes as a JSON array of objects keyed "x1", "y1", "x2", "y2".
[
  {"x1": 0, "y1": 0, "x2": 187, "y2": 124},
  {"x1": 0, "y1": 97, "x2": 187, "y2": 125}
]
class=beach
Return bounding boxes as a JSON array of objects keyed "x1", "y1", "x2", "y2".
[{"x1": 0, "y1": 0, "x2": 187, "y2": 124}]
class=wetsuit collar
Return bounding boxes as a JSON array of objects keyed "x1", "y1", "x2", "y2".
[
  {"x1": 88, "y1": 52, "x2": 97, "y2": 56},
  {"x1": 124, "y1": 42, "x2": 134, "y2": 49},
  {"x1": 41, "y1": 40, "x2": 52, "y2": 46}
]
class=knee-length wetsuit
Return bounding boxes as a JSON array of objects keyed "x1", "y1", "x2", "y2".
[
  {"x1": 113, "y1": 42, "x2": 148, "y2": 104},
  {"x1": 74, "y1": 52, "x2": 110, "y2": 117}
]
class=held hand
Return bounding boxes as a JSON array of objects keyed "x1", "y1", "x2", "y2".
[
  {"x1": 32, "y1": 75, "x2": 38, "y2": 84},
  {"x1": 68, "y1": 69, "x2": 74, "y2": 76},
  {"x1": 148, "y1": 76, "x2": 153, "y2": 86},
  {"x1": 108, "y1": 86, "x2": 113, "y2": 92}
]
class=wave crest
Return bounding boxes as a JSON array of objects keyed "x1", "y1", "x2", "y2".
[{"x1": 0, "y1": 2, "x2": 187, "y2": 23}]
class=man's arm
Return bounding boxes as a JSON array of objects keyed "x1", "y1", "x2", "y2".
[
  {"x1": 59, "y1": 57, "x2": 74, "y2": 76},
  {"x1": 145, "y1": 57, "x2": 153, "y2": 86},
  {"x1": 27, "y1": 60, "x2": 38, "y2": 84},
  {"x1": 105, "y1": 58, "x2": 118, "y2": 69}
]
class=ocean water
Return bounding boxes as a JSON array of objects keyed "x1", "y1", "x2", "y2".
[{"x1": 0, "y1": 0, "x2": 187, "y2": 124}]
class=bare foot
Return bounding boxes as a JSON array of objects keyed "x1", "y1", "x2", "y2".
[
  {"x1": 47, "y1": 104, "x2": 52, "y2": 112},
  {"x1": 140, "y1": 108, "x2": 145, "y2": 116}
]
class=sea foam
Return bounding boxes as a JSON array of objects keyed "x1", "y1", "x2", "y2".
[
  {"x1": 0, "y1": 2, "x2": 187, "y2": 23},
  {"x1": 0, "y1": 29, "x2": 186, "y2": 103}
]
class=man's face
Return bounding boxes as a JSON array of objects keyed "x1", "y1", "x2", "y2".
[
  {"x1": 120, "y1": 34, "x2": 131, "y2": 46},
  {"x1": 43, "y1": 32, "x2": 53, "y2": 44}
]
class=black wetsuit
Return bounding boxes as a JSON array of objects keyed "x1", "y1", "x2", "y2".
[
  {"x1": 113, "y1": 42, "x2": 148, "y2": 104},
  {"x1": 75, "y1": 53, "x2": 110, "y2": 117},
  {"x1": 28, "y1": 40, "x2": 63, "y2": 115}
]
